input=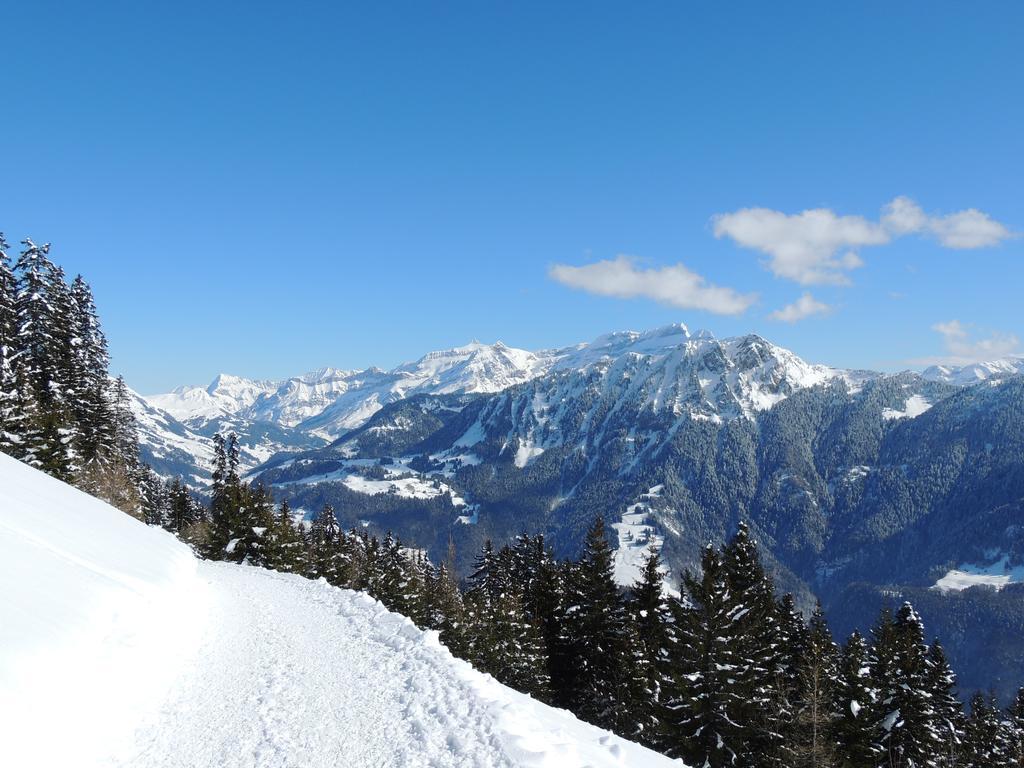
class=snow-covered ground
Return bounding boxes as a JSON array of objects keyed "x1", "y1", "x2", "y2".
[
  {"x1": 0, "y1": 452, "x2": 208, "y2": 767},
  {"x1": 611, "y1": 486, "x2": 676, "y2": 594},
  {"x1": 932, "y1": 555, "x2": 1024, "y2": 593},
  {"x1": 882, "y1": 394, "x2": 932, "y2": 420},
  {"x1": 0, "y1": 452, "x2": 681, "y2": 768}
]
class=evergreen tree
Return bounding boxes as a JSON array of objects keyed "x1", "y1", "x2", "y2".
[
  {"x1": 67, "y1": 275, "x2": 113, "y2": 467},
  {"x1": 308, "y1": 503, "x2": 344, "y2": 581},
  {"x1": 721, "y1": 523, "x2": 788, "y2": 767},
  {"x1": 964, "y1": 693, "x2": 1014, "y2": 768},
  {"x1": 0, "y1": 233, "x2": 24, "y2": 454},
  {"x1": 776, "y1": 592, "x2": 811, "y2": 760},
  {"x1": 510, "y1": 534, "x2": 566, "y2": 705},
  {"x1": 232, "y1": 482, "x2": 276, "y2": 566},
  {"x1": 627, "y1": 546, "x2": 672, "y2": 747},
  {"x1": 876, "y1": 603, "x2": 941, "y2": 768},
  {"x1": 561, "y1": 518, "x2": 631, "y2": 733},
  {"x1": 1006, "y1": 687, "x2": 1024, "y2": 768},
  {"x1": 208, "y1": 432, "x2": 248, "y2": 557},
  {"x1": 13, "y1": 239, "x2": 69, "y2": 474},
  {"x1": 662, "y1": 544, "x2": 748, "y2": 767},
  {"x1": 926, "y1": 641, "x2": 964, "y2": 768},
  {"x1": 792, "y1": 605, "x2": 839, "y2": 768},
  {"x1": 264, "y1": 499, "x2": 306, "y2": 574},
  {"x1": 373, "y1": 533, "x2": 413, "y2": 613},
  {"x1": 429, "y1": 561, "x2": 468, "y2": 658},
  {"x1": 834, "y1": 631, "x2": 878, "y2": 768},
  {"x1": 82, "y1": 375, "x2": 143, "y2": 514}
]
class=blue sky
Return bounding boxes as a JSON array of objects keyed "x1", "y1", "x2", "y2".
[{"x1": 2, "y1": 2, "x2": 1021, "y2": 393}]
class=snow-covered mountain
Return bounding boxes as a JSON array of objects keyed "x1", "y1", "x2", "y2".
[
  {"x1": 135, "y1": 340, "x2": 558, "y2": 482},
  {"x1": 147, "y1": 341, "x2": 552, "y2": 436},
  {"x1": 134, "y1": 324, "x2": 1024, "y2": 486},
  {"x1": 922, "y1": 356, "x2": 1024, "y2": 385},
  {"x1": 0, "y1": 451, "x2": 679, "y2": 768}
]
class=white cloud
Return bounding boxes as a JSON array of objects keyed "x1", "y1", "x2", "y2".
[
  {"x1": 882, "y1": 196, "x2": 1012, "y2": 248},
  {"x1": 714, "y1": 197, "x2": 1012, "y2": 286},
  {"x1": 712, "y1": 207, "x2": 888, "y2": 285},
  {"x1": 769, "y1": 293, "x2": 831, "y2": 323},
  {"x1": 929, "y1": 209, "x2": 1011, "y2": 249},
  {"x1": 928, "y1": 319, "x2": 1020, "y2": 365},
  {"x1": 880, "y1": 196, "x2": 928, "y2": 235},
  {"x1": 548, "y1": 256, "x2": 757, "y2": 315}
]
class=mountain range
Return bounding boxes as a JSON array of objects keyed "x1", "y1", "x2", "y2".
[{"x1": 131, "y1": 323, "x2": 1024, "y2": 701}]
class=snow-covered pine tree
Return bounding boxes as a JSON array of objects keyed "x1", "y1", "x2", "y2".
[
  {"x1": 208, "y1": 432, "x2": 254, "y2": 558},
  {"x1": 428, "y1": 561, "x2": 468, "y2": 658},
  {"x1": 1006, "y1": 687, "x2": 1024, "y2": 767},
  {"x1": 508, "y1": 534, "x2": 566, "y2": 705},
  {"x1": 165, "y1": 477, "x2": 204, "y2": 534},
  {"x1": 67, "y1": 275, "x2": 114, "y2": 468},
  {"x1": 776, "y1": 591, "x2": 810, "y2": 757},
  {"x1": 466, "y1": 578, "x2": 549, "y2": 698},
  {"x1": 232, "y1": 482, "x2": 276, "y2": 566},
  {"x1": 963, "y1": 693, "x2": 1015, "y2": 768},
  {"x1": 560, "y1": 518, "x2": 631, "y2": 734},
  {"x1": 627, "y1": 546, "x2": 673, "y2": 748},
  {"x1": 791, "y1": 605, "x2": 839, "y2": 768},
  {"x1": 925, "y1": 641, "x2": 964, "y2": 768},
  {"x1": 82, "y1": 375, "x2": 144, "y2": 514},
  {"x1": 1002, "y1": 687, "x2": 1024, "y2": 767},
  {"x1": 405, "y1": 550, "x2": 435, "y2": 628},
  {"x1": 13, "y1": 239, "x2": 68, "y2": 474},
  {"x1": 142, "y1": 472, "x2": 172, "y2": 528},
  {"x1": 344, "y1": 528, "x2": 373, "y2": 590},
  {"x1": 264, "y1": 499, "x2": 306, "y2": 574},
  {"x1": 721, "y1": 523, "x2": 789, "y2": 767},
  {"x1": 662, "y1": 544, "x2": 747, "y2": 767},
  {"x1": 208, "y1": 432, "x2": 230, "y2": 552},
  {"x1": 42, "y1": 260, "x2": 79, "y2": 474},
  {"x1": 371, "y1": 533, "x2": 414, "y2": 613},
  {"x1": 308, "y1": 503, "x2": 344, "y2": 581},
  {"x1": 0, "y1": 233, "x2": 22, "y2": 454},
  {"x1": 833, "y1": 631, "x2": 878, "y2": 768},
  {"x1": 875, "y1": 603, "x2": 941, "y2": 768}
]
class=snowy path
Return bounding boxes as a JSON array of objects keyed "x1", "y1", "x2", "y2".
[{"x1": 107, "y1": 563, "x2": 516, "y2": 768}]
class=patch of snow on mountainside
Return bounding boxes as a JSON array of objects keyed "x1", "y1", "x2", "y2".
[
  {"x1": 932, "y1": 555, "x2": 1024, "y2": 593},
  {"x1": 883, "y1": 394, "x2": 933, "y2": 420},
  {"x1": 611, "y1": 486, "x2": 676, "y2": 595},
  {"x1": 0, "y1": 452, "x2": 680, "y2": 768}
]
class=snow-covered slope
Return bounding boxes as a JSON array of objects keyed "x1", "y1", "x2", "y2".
[
  {"x1": 0, "y1": 452, "x2": 206, "y2": 767},
  {"x1": 0, "y1": 453, "x2": 681, "y2": 768}
]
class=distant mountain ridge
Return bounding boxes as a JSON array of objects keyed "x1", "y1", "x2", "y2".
[{"x1": 132, "y1": 324, "x2": 1024, "y2": 485}]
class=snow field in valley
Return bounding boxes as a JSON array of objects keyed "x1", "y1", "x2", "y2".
[{"x1": 0, "y1": 453, "x2": 681, "y2": 768}]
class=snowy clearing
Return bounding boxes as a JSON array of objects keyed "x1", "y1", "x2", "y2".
[
  {"x1": 611, "y1": 487, "x2": 676, "y2": 595},
  {"x1": 882, "y1": 395, "x2": 932, "y2": 421},
  {"x1": 0, "y1": 453, "x2": 680, "y2": 768},
  {"x1": 932, "y1": 556, "x2": 1024, "y2": 593}
]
